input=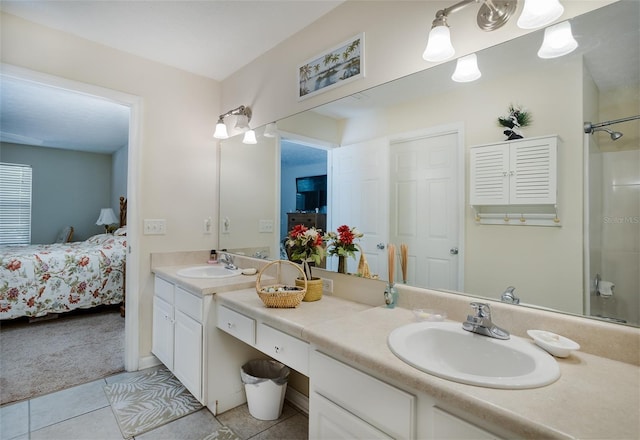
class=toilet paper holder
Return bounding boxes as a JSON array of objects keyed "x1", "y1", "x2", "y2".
[{"x1": 595, "y1": 273, "x2": 615, "y2": 297}]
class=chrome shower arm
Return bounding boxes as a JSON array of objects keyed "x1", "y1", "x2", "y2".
[{"x1": 584, "y1": 115, "x2": 640, "y2": 133}]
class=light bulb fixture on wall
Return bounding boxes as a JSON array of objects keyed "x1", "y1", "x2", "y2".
[
  {"x1": 451, "y1": 53, "x2": 481, "y2": 82},
  {"x1": 242, "y1": 129, "x2": 257, "y2": 144},
  {"x1": 537, "y1": 21, "x2": 577, "y2": 59},
  {"x1": 263, "y1": 122, "x2": 278, "y2": 138},
  {"x1": 423, "y1": 0, "x2": 566, "y2": 63},
  {"x1": 517, "y1": 0, "x2": 564, "y2": 29},
  {"x1": 213, "y1": 105, "x2": 252, "y2": 140}
]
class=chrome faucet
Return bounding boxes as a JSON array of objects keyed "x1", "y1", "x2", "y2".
[
  {"x1": 219, "y1": 252, "x2": 238, "y2": 270},
  {"x1": 500, "y1": 286, "x2": 520, "y2": 304},
  {"x1": 462, "y1": 302, "x2": 510, "y2": 340}
]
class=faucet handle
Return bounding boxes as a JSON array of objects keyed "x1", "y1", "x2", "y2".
[{"x1": 469, "y1": 302, "x2": 491, "y2": 318}]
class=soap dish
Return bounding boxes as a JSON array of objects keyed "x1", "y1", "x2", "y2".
[
  {"x1": 527, "y1": 329, "x2": 580, "y2": 358},
  {"x1": 413, "y1": 308, "x2": 447, "y2": 322}
]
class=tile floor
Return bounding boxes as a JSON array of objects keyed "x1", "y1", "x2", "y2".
[{"x1": 0, "y1": 368, "x2": 308, "y2": 440}]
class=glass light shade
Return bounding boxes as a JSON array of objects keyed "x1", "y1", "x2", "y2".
[
  {"x1": 517, "y1": 0, "x2": 564, "y2": 29},
  {"x1": 451, "y1": 54, "x2": 481, "y2": 83},
  {"x1": 263, "y1": 122, "x2": 278, "y2": 138},
  {"x1": 242, "y1": 129, "x2": 257, "y2": 144},
  {"x1": 234, "y1": 114, "x2": 249, "y2": 130},
  {"x1": 213, "y1": 121, "x2": 229, "y2": 139},
  {"x1": 422, "y1": 25, "x2": 455, "y2": 62},
  {"x1": 537, "y1": 21, "x2": 578, "y2": 59},
  {"x1": 96, "y1": 208, "x2": 118, "y2": 226}
]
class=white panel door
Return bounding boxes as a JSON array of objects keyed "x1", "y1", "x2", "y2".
[
  {"x1": 389, "y1": 131, "x2": 461, "y2": 290},
  {"x1": 330, "y1": 139, "x2": 389, "y2": 278}
]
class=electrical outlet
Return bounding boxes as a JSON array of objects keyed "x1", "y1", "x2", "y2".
[
  {"x1": 321, "y1": 277, "x2": 333, "y2": 293},
  {"x1": 144, "y1": 219, "x2": 166, "y2": 235}
]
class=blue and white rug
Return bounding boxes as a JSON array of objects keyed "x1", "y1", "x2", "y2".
[{"x1": 104, "y1": 367, "x2": 203, "y2": 439}]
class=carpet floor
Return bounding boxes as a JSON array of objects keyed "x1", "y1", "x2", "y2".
[
  {"x1": 104, "y1": 367, "x2": 203, "y2": 439},
  {"x1": 0, "y1": 307, "x2": 125, "y2": 405}
]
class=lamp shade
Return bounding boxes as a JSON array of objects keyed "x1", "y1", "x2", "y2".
[
  {"x1": 537, "y1": 21, "x2": 578, "y2": 59},
  {"x1": 423, "y1": 25, "x2": 455, "y2": 62},
  {"x1": 96, "y1": 208, "x2": 118, "y2": 226},
  {"x1": 452, "y1": 54, "x2": 481, "y2": 82},
  {"x1": 243, "y1": 129, "x2": 257, "y2": 144},
  {"x1": 517, "y1": 0, "x2": 564, "y2": 29},
  {"x1": 263, "y1": 122, "x2": 278, "y2": 138},
  {"x1": 213, "y1": 121, "x2": 229, "y2": 139}
]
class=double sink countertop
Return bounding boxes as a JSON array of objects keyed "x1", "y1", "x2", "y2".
[{"x1": 153, "y1": 265, "x2": 640, "y2": 440}]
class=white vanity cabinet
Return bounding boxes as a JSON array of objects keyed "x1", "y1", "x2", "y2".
[
  {"x1": 310, "y1": 350, "x2": 505, "y2": 440},
  {"x1": 470, "y1": 135, "x2": 558, "y2": 206},
  {"x1": 216, "y1": 303, "x2": 310, "y2": 376},
  {"x1": 152, "y1": 275, "x2": 209, "y2": 404},
  {"x1": 310, "y1": 350, "x2": 416, "y2": 439}
]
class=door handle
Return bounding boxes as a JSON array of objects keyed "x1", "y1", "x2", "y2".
[
  {"x1": 450, "y1": 247, "x2": 459, "y2": 255},
  {"x1": 377, "y1": 243, "x2": 386, "y2": 250}
]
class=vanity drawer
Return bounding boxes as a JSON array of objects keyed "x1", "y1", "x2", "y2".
[
  {"x1": 175, "y1": 286, "x2": 203, "y2": 322},
  {"x1": 312, "y1": 350, "x2": 415, "y2": 439},
  {"x1": 257, "y1": 323, "x2": 309, "y2": 375},
  {"x1": 155, "y1": 276, "x2": 174, "y2": 304},
  {"x1": 217, "y1": 304, "x2": 256, "y2": 346}
]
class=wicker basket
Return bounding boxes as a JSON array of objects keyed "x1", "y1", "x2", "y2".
[{"x1": 256, "y1": 260, "x2": 307, "y2": 308}]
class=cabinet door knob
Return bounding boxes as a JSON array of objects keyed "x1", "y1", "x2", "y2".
[
  {"x1": 227, "y1": 322, "x2": 234, "y2": 329},
  {"x1": 450, "y1": 247, "x2": 459, "y2": 255},
  {"x1": 274, "y1": 345, "x2": 281, "y2": 353},
  {"x1": 377, "y1": 243, "x2": 386, "y2": 250}
]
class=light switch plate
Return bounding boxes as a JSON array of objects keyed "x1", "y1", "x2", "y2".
[{"x1": 144, "y1": 219, "x2": 166, "y2": 235}]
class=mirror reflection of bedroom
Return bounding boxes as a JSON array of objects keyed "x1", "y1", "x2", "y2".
[{"x1": 0, "y1": 76, "x2": 129, "y2": 405}]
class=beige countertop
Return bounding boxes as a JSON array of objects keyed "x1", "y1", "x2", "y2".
[
  {"x1": 152, "y1": 264, "x2": 261, "y2": 296},
  {"x1": 217, "y1": 288, "x2": 640, "y2": 440}
]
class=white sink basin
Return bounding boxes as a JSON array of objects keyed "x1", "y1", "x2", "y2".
[
  {"x1": 176, "y1": 265, "x2": 242, "y2": 279},
  {"x1": 388, "y1": 321, "x2": 560, "y2": 389}
]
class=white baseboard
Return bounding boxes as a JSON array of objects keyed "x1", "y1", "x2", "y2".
[
  {"x1": 285, "y1": 386, "x2": 309, "y2": 415},
  {"x1": 138, "y1": 355, "x2": 161, "y2": 371}
]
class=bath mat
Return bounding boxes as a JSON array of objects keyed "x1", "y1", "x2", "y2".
[
  {"x1": 202, "y1": 426, "x2": 242, "y2": 440},
  {"x1": 104, "y1": 367, "x2": 203, "y2": 439}
]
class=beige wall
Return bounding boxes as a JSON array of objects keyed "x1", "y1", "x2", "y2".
[{"x1": 1, "y1": 12, "x2": 221, "y2": 360}]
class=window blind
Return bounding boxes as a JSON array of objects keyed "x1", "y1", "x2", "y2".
[{"x1": 0, "y1": 162, "x2": 32, "y2": 245}]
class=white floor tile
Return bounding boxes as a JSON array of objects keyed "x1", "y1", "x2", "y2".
[
  {"x1": 29, "y1": 379, "x2": 110, "y2": 431},
  {"x1": 0, "y1": 400, "x2": 29, "y2": 440},
  {"x1": 30, "y1": 407, "x2": 122, "y2": 440}
]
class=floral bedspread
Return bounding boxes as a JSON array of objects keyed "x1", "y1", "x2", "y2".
[{"x1": 0, "y1": 234, "x2": 126, "y2": 320}]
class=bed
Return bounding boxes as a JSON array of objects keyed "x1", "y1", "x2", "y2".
[{"x1": 0, "y1": 197, "x2": 127, "y2": 320}]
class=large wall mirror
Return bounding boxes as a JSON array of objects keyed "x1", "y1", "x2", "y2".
[{"x1": 219, "y1": 1, "x2": 639, "y2": 327}]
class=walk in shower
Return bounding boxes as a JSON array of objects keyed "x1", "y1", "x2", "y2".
[{"x1": 585, "y1": 115, "x2": 640, "y2": 326}]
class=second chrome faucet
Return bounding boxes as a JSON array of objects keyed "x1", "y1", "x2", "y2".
[{"x1": 462, "y1": 302, "x2": 510, "y2": 340}]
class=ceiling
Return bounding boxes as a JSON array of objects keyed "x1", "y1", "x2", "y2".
[{"x1": 0, "y1": 0, "x2": 344, "y2": 153}]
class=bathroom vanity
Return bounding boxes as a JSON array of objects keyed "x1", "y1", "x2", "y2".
[{"x1": 153, "y1": 259, "x2": 639, "y2": 439}]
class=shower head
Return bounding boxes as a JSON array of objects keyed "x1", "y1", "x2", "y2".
[
  {"x1": 593, "y1": 127, "x2": 623, "y2": 141},
  {"x1": 584, "y1": 122, "x2": 623, "y2": 140}
]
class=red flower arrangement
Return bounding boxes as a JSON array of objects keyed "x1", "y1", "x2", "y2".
[
  {"x1": 286, "y1": 224, "x2": 325, "y2": 280},
  {"x1": 324, "y1": 224, "x2": 363, "y2": 259}
]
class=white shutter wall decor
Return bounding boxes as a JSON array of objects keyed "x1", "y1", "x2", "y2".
[
  {"x1": 469, "y1": 135, "x2": 560, "y2": 227},
  {"x1": 0, "y1": 162, "x2": 33, "y2": 245}
]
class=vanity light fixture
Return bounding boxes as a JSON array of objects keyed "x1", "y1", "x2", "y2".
[
  {"x1": 451, "y1": 53, "x2": 481, "y2": 82},
  {"x1": 423, "y1": 0, "x2": 567, "y2": 63},
  {"x1": 537, "y1": 21, "x2": 578, "y2": 59},
  {"x1": 263, "y1": 122, "x2": 278, "y2": 138},
  {"x1": 242, "y1": 129, "x2": 257, "y2": 144},
  {"x1": 213, "y1": 105, "x2": 252, "y2": 140},
  {"x1": 517, "y1": 0, "x2": 564, "y2": 29},
  {"x1": 422, "y1": 0, "x2": 517, "y2": 62}
]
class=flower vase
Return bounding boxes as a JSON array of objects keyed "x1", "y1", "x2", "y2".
[
  {"x1": 384, "y1": 283, "x2": 398, "y2": 309},
  {"x1": 337, "y1": 256, "x2": 346, "y2": 274},
  {"x1": 296, "y1": 277, "x2": 322, "y2": 302}
]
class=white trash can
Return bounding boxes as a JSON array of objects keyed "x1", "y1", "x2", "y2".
[{"x1": 241, "y1": 359, "x2": 290, "y2": 420}]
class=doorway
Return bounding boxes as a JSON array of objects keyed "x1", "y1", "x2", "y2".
[{"x1": 1, "y1": 63, "x2": 141, "y2": 371}]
